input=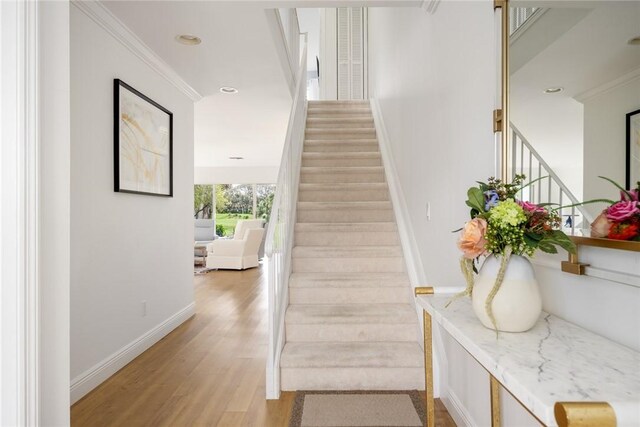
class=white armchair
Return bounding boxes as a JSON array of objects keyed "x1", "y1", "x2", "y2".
[{"x1": 206, "y1": 221, "x2": 265, "y2": 270}]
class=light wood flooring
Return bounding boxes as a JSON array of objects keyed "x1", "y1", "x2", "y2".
[{"x1": 71, "y1": 266, "x2": 456, "y2": 427}]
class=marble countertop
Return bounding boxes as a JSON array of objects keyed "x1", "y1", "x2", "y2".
[{"x1": 416, "y1": 295, "x2": 640, "y2": 426}]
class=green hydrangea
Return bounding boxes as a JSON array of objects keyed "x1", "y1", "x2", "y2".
[
  {"x1": 485, "y1": 199, "x2": 530, "y2": 255},
  {"x1": 488, "y1": 199, "x2": 526, "y2": 227}
]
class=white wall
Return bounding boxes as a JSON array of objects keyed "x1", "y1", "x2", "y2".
[
  {"x1": 319, "y1": 8, "x2": 337, "y2": 100},
  {"x1": 70, "y1": 4, "x2": 194, "y2": 402},
  {"x1": 583, "y1": 76, "x2": 640, "y2": 217},
  {"x1": 369, "y1": 4, "x2": 640, "y2": 427},
  {"x1": 195, "y1": 166, "x2": 278, "y2": 184}
]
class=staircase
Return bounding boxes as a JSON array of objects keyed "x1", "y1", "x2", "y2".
[{"x1": 279, "y1": 100, "x2": 424, "y2": 391}]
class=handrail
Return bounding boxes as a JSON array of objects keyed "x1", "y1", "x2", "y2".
[
  {"x1": 265, "y1": 33, "x2": 307, "y2": 400},
  {"x1": 510, "y1": 123, "x2": 594, "y2": 232}
]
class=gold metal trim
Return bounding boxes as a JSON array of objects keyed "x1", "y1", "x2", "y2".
[
  {"x1": 499, "y1": 0, "x2": 510, "y2": 181},
  {"x1": 493, "y1": 109, "x2": 503, "y2": 133},
  {"x1": 415, "y1": 287, "x2": 435, "y2": 296},
  {"x1": 423, "y1": 310, "x2": 435, "y2": 427},
  {"x1": 554, "y1": 402, "x2": 616, "y2": 427},
  {"x1": 490, "y1": 376, "x2": 501, "y2": 427},
  {"x1": 493, "y1": 0, "x2": 505, "y2": 10},
  {"x1": 570, "y1": 235, "x2": 640, "y2": 252},
  {"x1": 561, "y1": 251, "x2": 589, "y2": 275}
]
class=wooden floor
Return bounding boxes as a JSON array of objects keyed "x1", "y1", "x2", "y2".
[{"x1": 71, "y1": 266, "x2": 456, "y2": 427}]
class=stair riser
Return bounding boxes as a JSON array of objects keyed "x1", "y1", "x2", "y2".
[
  {"x1": 295, "y1": 232, "x2": 399, "y2": 246},
  {"x1": 292, "y1": 257, "x2": 405, "y2": 273},
  {"x1": 304, "y1": 144, "x2": 379, "y2": 153},
  {"x1": 305, "y1": 131, "x2": 376, "y2": 140},
  {"x1": 289, "y1": 287, "x2": 411, "y2": 305},
  {"x1": 302, "y1": 157, "x2": 382, "y2": 167},
  {"x1": 300, "y1": 173, "x2": 385, "y2": 184},
  {"x1": 306, "y1": 122, "x2": 374, "y2": 129},
  {"x1": 281, "y1": 368, "x2": 425, "y2": 391},
  {"x1": 289, "y1": 277, "x2": 410, "y2": 289},
  {"x1": 298, "y1": 189, "x2": 389, "y2": 202},
  {"x1": 297, "y1": 210, "x2": 394, "y2": 223},
  {"x1": 285, "y1": 323, "x2": 417, "y2": 342}
]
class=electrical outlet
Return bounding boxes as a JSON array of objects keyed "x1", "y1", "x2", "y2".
[
  {"x1": 142, "y1": 300, "x2": 147, "y2": 317},
  {"x1": 426, "y1": 202, "x2": 431, "y2": 221}
]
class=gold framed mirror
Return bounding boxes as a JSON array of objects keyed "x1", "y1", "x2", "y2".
[{"x1": 494, "y1": 0, "x2": 640, "y2": 268}]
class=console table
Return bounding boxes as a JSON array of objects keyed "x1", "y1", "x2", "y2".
[{"x1": 414, "y1": 287, "x2": 640, "y2": 427}]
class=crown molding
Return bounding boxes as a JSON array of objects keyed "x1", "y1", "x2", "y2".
[
  {"x1": 575, "y1": 67, "x2": 640, "y2": 103},
  {"x1": 71, "y1": 0, "x2": 202, "y2": 102}
]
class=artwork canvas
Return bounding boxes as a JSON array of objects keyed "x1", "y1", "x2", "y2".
[
  {"x1": 627, "y1": 109, "x2": 640, "y2": 190},
  {"x1": 114, "y1": 79, "x2": 173, "y2": 197}
]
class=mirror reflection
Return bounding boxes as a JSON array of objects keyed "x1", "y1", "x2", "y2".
[{"x1": 508, "y1": 1, "x2": 640, "y2": 236}]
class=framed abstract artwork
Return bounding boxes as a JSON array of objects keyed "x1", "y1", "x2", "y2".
[
  {"x1": 114, "y1": 79, "x2": 173, "y2": 197},
  {"x1": 627, "y1": 108, "x2": 640, "y2": 190}
]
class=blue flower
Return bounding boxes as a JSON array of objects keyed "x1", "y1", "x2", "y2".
[{"x1": 484, "y1": 190, "x2": 499, "y2": 211}]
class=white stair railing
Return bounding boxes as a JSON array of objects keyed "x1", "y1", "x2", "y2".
[
  {"x1": 265, "y1": 33, "x2": 308, "y2": 400},
  {"x1": 510, "y1": 123, "x2": 593, "y2": 234}
]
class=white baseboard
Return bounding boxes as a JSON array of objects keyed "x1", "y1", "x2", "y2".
[
  {"x1": 70, "y1": 302, "x2": 195, "y2": 404},
  {"x1": 442, "y1": 389, "x2": 476, "y2": 427}
]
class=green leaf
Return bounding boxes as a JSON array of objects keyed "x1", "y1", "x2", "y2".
[
  {"x1": 537, "y1": 240, "x2": 558, "y2": 254},
  {"x1": 523, "y1": 234, "x2": 540, "y2": 249},
  {"x1": 525, "y1": 232, "x2": 543, "y2": 241},
  {"x1": 466, "y1": 187, "x2": 486, "y2": 213},
  {"x1": 542, "y1": 230, "x2": 576, "y2": 254}
]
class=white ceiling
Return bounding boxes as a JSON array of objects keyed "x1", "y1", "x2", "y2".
[{"x1": 103, "y1": 1, "x2": 293, "y2": 168}]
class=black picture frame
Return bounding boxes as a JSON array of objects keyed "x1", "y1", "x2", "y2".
[
  {"x1": 113, "y1": 79, "x2": 173, "y2": 197},
  {"x1": 626, "y1": 108, "x2": 640, "y2": 190}
]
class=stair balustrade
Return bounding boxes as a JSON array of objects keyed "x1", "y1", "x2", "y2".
[
  {"x1": 265, "y1": 33, "x2": 308, "y2": 400},
  {"x1": 509, "y1": 123, "x2": 593, "y2": 234}
]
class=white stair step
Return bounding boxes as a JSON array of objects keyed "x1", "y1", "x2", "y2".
[
  {"x1": 300, "y1": 166, "x2": 385, "y2": 184},
  {"x1": 295, "y1": 222, "x2": 398, "y2": 246},
  {"x1": 308, "y1": 100, "x2": 370, "y2": 107},
  {"x1": 297, "y1": 201, "x2": 393, "y2": 223},
  {"x1": 304, "y1": 140, "x2": 379, "y2": 153},
  {"x1": 289, "y1": 285, "x2": 410, "y2": 304},
  {"x1": 289, "y1": 272, "x2": 410, "y2": 288},
  {"x1": 305, "y1": 128, "x2": 376, "y2": 140},
  {"x1": 285, "y1": 304, "x2": 417, "y2": 341},
  {"x1": 299, "y1": 183, "x2": 389, "y2": 202},
  {"x1": 292, "y1": 246, "x2": 405, "y2": 273},
  {"x1": 302, "y1": 152, "x2": 382, "y2": 167},
  {"x1": 280, "y1": 342, "x2": 424, "y2": 390},
  {"x1": 306, "y1": 117, "x2": 374, "y2": 129}
]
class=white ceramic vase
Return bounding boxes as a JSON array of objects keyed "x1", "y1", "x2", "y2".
[{"x1": 471, "y1": 254, "x2": 542, "y2": 333}]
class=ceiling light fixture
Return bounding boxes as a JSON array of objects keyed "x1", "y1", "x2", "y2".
[
  {"x1": 628, "y1": 36, "x2": 640, "y2": 45},
  {"x1": 543, "y1": 87, "x2": 564, "y2": 94},
  {"x1": 229, "y1": 156, "x2": 244, "y2": 160},
  {"x1": 175, "y1": 34, "x2": 201, "y2": 46},
  {"x1": 220, "y1": 86, "x2": 239, "y2": 94}
]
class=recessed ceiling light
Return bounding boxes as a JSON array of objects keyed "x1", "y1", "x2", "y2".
[
  {"x1": 543, "y1": 87, "x2": 564, "y2": 94},
  {"x1": 229, "y1": 156, "x2": 244, "y2": 160},
  {"x1": 628, "y1": 36, "x2": 640, "y2": 45},
  {"x1": 220, "y1": 86, "x2": 239, "y2": 94},
  {"x1": 175, "y1": 35, "x2": 201, "y2": 46}
]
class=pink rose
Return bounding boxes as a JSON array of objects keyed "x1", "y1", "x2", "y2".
[
  {"x1": 458, "y1": 218, "x2": 488, "y2": 259},
  {"x1": 605, "y1": 201, "x2": 640, "y2": 222},
  {"x1": 621, "y1": 189, "x2": 639, "y2": 202},
  {"x1": 518, "y1": 200, "x2": 546, "y2": 213},
  {"x1": 590, "y1": 212, "x2": 611, "y2": 238}
]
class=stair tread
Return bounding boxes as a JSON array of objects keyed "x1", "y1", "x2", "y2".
[
  {"x1": 286, "y1": 304, "x2": 417, "y2": 324},
  {"x1": 281, "y1": 342, "x2": 423, "y2": 368},
  {"x1": 297, "y1": 201, "x2": 392, "y2": 210},
  {"x1": 295, "y1": 222, "x2": 396, "y2": 232},
  {"x1": 301, "y1": 166, "x2": 384, "y2": 174},
  {"x1": 299, "y1": 182, "x2": 387, "y2": 189},
  {"x1": 290, "y1": 272, "x2": 410, "y2": 288},
  {"x1": 293, "y1": 246, "x2": 403, "y2": 258},
  {"x1": 302, "y1": 152, "x2": 381, "y2": 159}
]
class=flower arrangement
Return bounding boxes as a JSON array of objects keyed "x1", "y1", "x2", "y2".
[
  {"x1": 457, "y1": 175, "x2": 576, "y2": 261},
  {"x1": 590, "y1": 178, "x2": 640, "y2": 241},
  {"x1": 453, "y1": 175, "x2": 576, "y2": 332}
]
